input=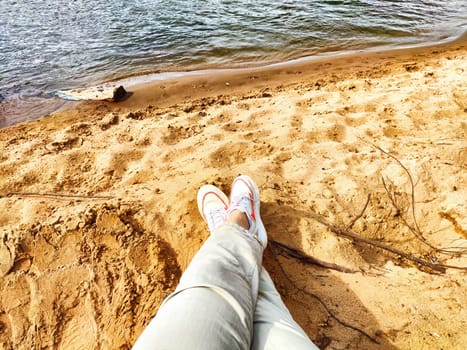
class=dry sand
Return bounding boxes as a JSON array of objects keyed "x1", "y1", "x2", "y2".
[{"x1": 0, "y1": 39, "x2": 466, "y2": 349}]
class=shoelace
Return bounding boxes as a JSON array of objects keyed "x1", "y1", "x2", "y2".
[
  {"x1": 207, "y1": 208, "x2": 226, "y2": 231},
  {"x1": 227, "y1": 195, "x2": 254, "y2": 233}
]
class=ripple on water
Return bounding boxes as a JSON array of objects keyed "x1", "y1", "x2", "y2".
[{"x1": 0, "y1": 0, "x2": 466, "y2": 126}]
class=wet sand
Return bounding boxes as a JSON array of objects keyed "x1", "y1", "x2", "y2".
[{"x1": 0, "y1": 38, "x2": 466, "y2": 349}]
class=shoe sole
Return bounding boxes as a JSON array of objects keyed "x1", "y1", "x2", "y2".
[
  {"x1": 197, "y1": 184, "x2": 229, "y2": 222},
  {"x1": 232, "y1": 175, "x2": 268, "y2": 247}
]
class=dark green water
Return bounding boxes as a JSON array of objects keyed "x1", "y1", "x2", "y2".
[{"x1": 1, "y1": 0, "x2": 466, "y2": 126}]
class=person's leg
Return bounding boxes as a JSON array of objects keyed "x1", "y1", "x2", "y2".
[
  {"x1": 132, "y1": 177, "x2": 267, "y2": 350},
  {"x1": 252, "y1": 268, "x2": 320, "y2": 350},
  {"x1": 132, "y1": 223, "x2": 262, "y2": 350}
]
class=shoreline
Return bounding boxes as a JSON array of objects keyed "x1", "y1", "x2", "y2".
[
  {"x1": 102, "y1": 33, "x2": 467, "y2": 116},
  {"x1": 1, "y1": 31, "x2": 466, "y2": 128},
  {"x1": 75, "y1": 28, "x2": 467, "y2": 90},
  {"x1": 95, "y1": 28, "x2": 467, "y2": 85}
]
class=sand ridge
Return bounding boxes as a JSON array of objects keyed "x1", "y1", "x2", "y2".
[{"x1": 0, "y1": 40, "x2": 466, "y2": 349}]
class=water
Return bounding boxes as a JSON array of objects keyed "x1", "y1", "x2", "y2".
[{"x1": 1, "y1": 0, "x2": 466, "y2": 126}]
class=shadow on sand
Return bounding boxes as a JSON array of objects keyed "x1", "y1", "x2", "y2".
[{"x1": 261, "y1": 201, "x2": 399, "y2": 350}]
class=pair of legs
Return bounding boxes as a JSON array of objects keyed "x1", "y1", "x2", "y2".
[{"x1": 133, "y1": 175, "x2": 319, "y2": 350}]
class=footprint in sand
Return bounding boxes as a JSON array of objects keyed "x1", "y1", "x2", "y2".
[
  {"x1": 45, "y1": 134, "x2": 83, "y2": 152},
  {"x1": 162, "y1": 124, "x2": 205, "y2": 145},
  {"x1": 0, "y1": 236, "x2": 15, "y2": 277},
  {"x1": 207, "y1": 141, "x2": 274, "y2": 168},
  {"x1": 1, "y1": 203, "x2": 181, "y2": 349}
]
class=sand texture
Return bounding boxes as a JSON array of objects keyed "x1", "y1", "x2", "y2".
[{"x1": 0, "y1": 40, "x2": 466, "y2": 349}]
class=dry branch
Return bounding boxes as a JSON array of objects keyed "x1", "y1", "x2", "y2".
[
  {"x1": 2, "y1": 192, "x2": 114, "y2": 200},
  {"x1": 269, "y1": 246, "x2": 380, "y2": 344},
  {"x1": 346, "y1": 194, "x2": 371, "y2": 230},
  {"x1": 369, "y1": 142, "x2": 464, "y2": 256},
  {"x1": 381, "y1": 177, "x2": 437, "y2": 248},
  {"x1": 312, "y1": 214, "x2": 467, "y2": 274},
  {"x1": 371, "y1": 144, "x2": 432, "y2": 246},
  {"x1": 270, "y1": 240, "x2": 359, "y2": 273}
]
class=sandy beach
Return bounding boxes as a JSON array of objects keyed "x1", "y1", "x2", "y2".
[{"x1": 0, "y1": 38, "x2": 466, "y2": 349}]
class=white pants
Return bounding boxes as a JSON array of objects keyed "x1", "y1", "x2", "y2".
[{"x1": 132, "y1": 223, "x2": 319, "y2": 350}]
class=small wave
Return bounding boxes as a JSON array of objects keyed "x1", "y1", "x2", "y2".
[{"x1": 0, "y1": 94, "x2": 71, "y2": 128}]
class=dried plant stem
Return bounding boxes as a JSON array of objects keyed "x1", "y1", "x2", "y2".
[
  {"x1": 2, "y1": 192, "x2": 114, "y2": 200},
  {"x1": 270, "y1": 240, "x2": 359, "y2": 273},
  {"x1": 270, "y1": 246, "x2": 380, "y2": 344},
  {"x1": 313, "y1": 214, "x2": 467, "y2": 273},
  {"x1": 346, "y1": 194, "x2": 371, "y2": 230}
]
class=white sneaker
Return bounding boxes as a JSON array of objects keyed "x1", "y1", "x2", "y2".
[
  {"x1": 227, "y1": 175, "x2": 267, "y2": 247},
  {"x1": 197, "y1": 184, "x2": 229, "y2": 233}
]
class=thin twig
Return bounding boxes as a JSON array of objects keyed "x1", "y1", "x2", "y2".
[
  {"x1": 381, "y1": 178, "x2": 462, "y2": 255},
  {"x1": 346, "y1": 194, "x2": 371, "y2": 230},
  {"x1": 269, "y1": 246, "x2": 380, "y2": 344},
  {"x1": 313, "y1": 214, "x2": 467, "y2": 273},
  {"x1": 270, "y1": 240, "x2": 359, "y2": 273},
  {"x1": 381, "y1": 177, "x2": 434, "y2": 247},
  {"x1": 370, "y1": 142, "x2": 462, "y2": 255},
  {"x1": 372, "y1": 144, "x2": 422, "y2": 233},
  {"x1": 2, "y1": 192, "x2": 114, "y2": 200}
]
